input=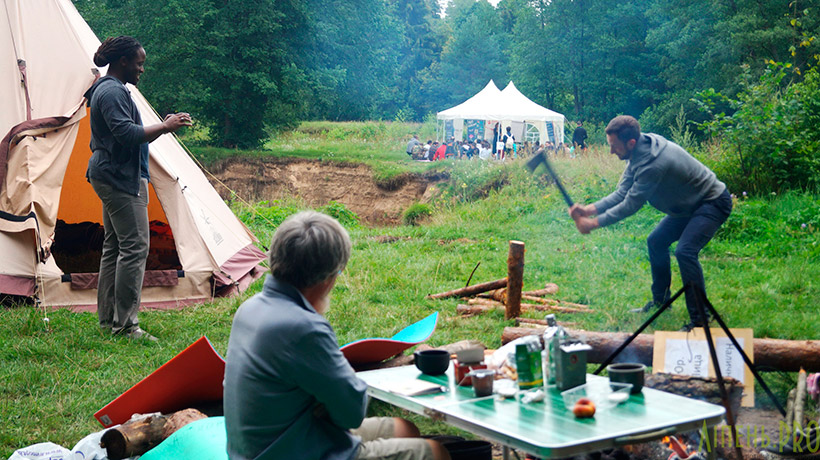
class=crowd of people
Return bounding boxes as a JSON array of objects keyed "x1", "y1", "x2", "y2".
[{"x1": 405, "y1": 133, "x2": 580, "y2": 163}]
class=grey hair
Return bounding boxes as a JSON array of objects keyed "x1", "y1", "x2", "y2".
[{"x1": 268, "y1": 211, "x2": 351, "y2": 289}]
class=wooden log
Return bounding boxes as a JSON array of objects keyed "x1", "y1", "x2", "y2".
[
  {"x1": 795, "y1": 369, "x2": 807, "y2": 429},
  {"x1": 466, "y1": 297, "x2": 504, "y2": 307},
  {"x1": 501, "y1": 327, "x2": 820, "y2": 372},
  {"x1": 786, "y1": 388, "x2": 797, "y2": 428},
  {"x1": 520, "y1": 295, "x2": 590, "y2": 309},
  {"x1": 506, "y1": 241, "x2": 525, "y2": 319},
  {"x1": 100, "y1": 409, "x2": 207, "y2": 460},
  {"x1": 425, "y1": 278, "x2": 507, "y2": 300},
  {"x1": 457, "y1": 304, "x2": 590, "y2": 316},
  {"x1": 516, "y1": 318, "x2": 577, "y2": 328},
  {"x1": 523, "y1": 283, "x2": 559, "y2": 297},
  {"x1": 645, "y1": 373, "x2": 744, "y2": 417}
]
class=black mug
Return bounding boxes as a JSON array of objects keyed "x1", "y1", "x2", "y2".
[{"x1": 607, "y1": 363, "x2": 645, "y2": 394}]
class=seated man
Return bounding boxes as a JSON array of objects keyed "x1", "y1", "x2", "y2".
[{"x1": 224, "y1": 211, "x2": 450, "y2": 460}]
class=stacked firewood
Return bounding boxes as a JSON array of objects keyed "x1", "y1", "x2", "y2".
[{"x1": 426, "y1": 279, "x2": 593, "y2": 318}]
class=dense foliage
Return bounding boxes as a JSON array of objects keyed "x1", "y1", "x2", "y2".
[
  {"x1": 694, "y1": 61, "x2": 820, "y2": 194},
  {"x1": 74, "y1": 0, "x2": 820, "y2": 189}
]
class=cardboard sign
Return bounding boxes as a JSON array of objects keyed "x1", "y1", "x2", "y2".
[{"x1": 652, "y1": 329, "x2": 754, "y2": 406}]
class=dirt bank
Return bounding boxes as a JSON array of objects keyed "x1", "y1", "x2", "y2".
[{"x1": 207, "y1": 157, "x2": 446, "y2": 226}]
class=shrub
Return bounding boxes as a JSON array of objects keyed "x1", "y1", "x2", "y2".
[
  {"x1": 693, "y1": 61, "x2": 820, "y2": 194},
  {"x1": 319, "y1": 201, "x2": 360, "y2": 228},
  {"x1": 403, "y1": 202, "x2": 432, "y2": 226}
]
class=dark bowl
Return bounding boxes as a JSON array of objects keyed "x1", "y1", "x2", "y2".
[
  {"x1": 414, "y1": 349, "x2": 451, "y2": 375},
  {"x1": 607, "y1": 362, "x2": 646, "y2": 394}
]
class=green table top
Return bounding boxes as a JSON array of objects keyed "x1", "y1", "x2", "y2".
[{"x1": 357, "y1": 364, "x2": 725, "y2": 458}]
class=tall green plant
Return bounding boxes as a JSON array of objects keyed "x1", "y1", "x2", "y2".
[{"x1": 694, "y1": 61, "x2": 820, "y2": 194}]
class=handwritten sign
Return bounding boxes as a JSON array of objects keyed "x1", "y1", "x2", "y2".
[{"x1": 653, "y1": 329, "x2": 754, "y2": 406}]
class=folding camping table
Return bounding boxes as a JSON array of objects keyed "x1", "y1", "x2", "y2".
[{"x1": 357, "y1": 365, "x2": 725, "y2": 459}]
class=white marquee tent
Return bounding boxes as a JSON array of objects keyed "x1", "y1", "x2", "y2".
[{"x1": 436, "y1": 81, "x2": 565, "y2": 146}]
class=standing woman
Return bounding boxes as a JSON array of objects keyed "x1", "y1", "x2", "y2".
[{"x1": 85, "y1": 36, "x2": 192, "y2": 341}]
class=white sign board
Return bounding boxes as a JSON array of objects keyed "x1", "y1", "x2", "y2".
[{"x1": 653, "y1": 329, "x2": 754, "y2": 407}]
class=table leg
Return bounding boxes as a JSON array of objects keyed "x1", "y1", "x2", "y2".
[{"x1": 503, "y1": 445, "x2": 511, "y2": 460}]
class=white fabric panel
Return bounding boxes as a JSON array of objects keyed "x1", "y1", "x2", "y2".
[{"x1": 437, "y1": 81, "x2": 565, "y2": 140}]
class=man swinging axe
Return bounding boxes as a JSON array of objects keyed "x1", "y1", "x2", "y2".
[{"x1": 567, "y1": 115, "x2": 732, "y2": 332}]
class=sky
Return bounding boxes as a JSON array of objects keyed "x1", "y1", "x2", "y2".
[{"x1": 438, "y1": 0, "x2": 501, "y2": 16}]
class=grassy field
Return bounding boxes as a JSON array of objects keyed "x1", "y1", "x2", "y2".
[{"x1": 1, "y1": 123, "x2": 818, "y2": 455}]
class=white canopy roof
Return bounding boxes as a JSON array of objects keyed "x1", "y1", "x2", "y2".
[{"x1": 437, "y1": 81, "x2": 564, "y2": 123}]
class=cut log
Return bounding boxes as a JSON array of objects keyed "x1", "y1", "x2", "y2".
[
  {"x1": 466, "y1": 298, "x2": 504, "y2": 307},
  {"x1": 523, "y1": 283, "x2": 559, "y2": 297},
  {"x1": 516, "y1": 318, "x2": 577, "y2": 328},
  {"x1": 100, "y1": 409, "x2": 207, "y2": 460},
  {"x1": 786, "y1": 388, "x2": 797, "y2": 428},
  {"x1": 645, "y1": 373, "x2": 743, "y2": 417},
  {"x1": 502, "y1": 327, "x2": 820, "y2": 372},
  {"x1": 795, "y1": 368, "x2": 807, "y2": 429},
  {"x1": 457, "y1": 303, "x2": 590, "y2": 316},
  {"x1": 426, "y1": 278, "x2": 507, "y2": 300},
  {"x1": 520, "y1": 295, "x2": 590, "y2": 309},
  {"x1": 506, "y1": 241, "x2": 525, "y2": 319}
]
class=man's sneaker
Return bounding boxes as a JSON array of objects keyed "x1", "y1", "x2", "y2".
[
  {"x1": 100, "y1": 324, "x2": 112, "y2": 334},
  {"x1": 630, "y1": 300, "x2": 659, "y2": 314},
  {"x1": 679, "y1": 315, "x2": 714, "y2": 332},
  {"x1": 122, "y1": 326, "x2": 158, "y2": 342}
]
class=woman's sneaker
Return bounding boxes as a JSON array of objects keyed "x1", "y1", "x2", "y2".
[{"x1": 122, "y1": 326, "x2": 158, "y2": 342}]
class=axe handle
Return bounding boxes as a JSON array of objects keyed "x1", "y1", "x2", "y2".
[{"x1": 541, "y1": 157, "x2": 574, "y2": 207}]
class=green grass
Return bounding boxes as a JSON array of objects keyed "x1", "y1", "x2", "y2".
[
  {"x1": 186, "y1": 120, "x2": 445, "y2": 184},
  {"x1": 2, "y1": 128, "x2": 818, "y2": 456}
]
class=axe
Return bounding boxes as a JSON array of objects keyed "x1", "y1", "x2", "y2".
[{"x1": 525, "y1": 151, "x2": 574, "y2": 207}]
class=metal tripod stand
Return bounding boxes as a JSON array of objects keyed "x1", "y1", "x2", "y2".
[{"x1": 592, "y1": 283, "x2": 787, "y2": 460}]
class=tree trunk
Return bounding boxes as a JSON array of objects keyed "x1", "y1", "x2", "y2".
[
  {"x1": 506, "y1": 241, "x2": 525, "y2": 319},
  {"x1": 502, "y1": 327, "x2": 820, "y2": 372},
  {"x1": 425, "y1": 278, "x2": 507, "y2": 300}
]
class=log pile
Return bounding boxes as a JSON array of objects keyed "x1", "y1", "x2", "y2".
[{"x1": 425, "y1": 240, "x2": 593, "y2": 319}]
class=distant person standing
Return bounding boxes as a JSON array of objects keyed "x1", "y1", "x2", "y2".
[
  {"x1": 422, "y1": 140, "x2": 433, "y2": 159},
  {"x1": 85, "y1": 36, "x2": 192, "y2": 340},
  {"x1": 502, "y1": 126, "x2": 515, "y2": 160},
  {"x1": 406, "y1": 134, "x2": 421, "y2": 157},
  {"x1": 572, "y1": 121, "x2": 588, "y2": 152}
]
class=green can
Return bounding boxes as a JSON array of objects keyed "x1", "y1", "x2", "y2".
[{"x1": 515, "y1": 343, "x2": 543, "y2": 390}]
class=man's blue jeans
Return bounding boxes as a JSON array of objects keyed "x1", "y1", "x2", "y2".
[{"x1": 647, "y1": 189, "x2": 732, "y2": 323}]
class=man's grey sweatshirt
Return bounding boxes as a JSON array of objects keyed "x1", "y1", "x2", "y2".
[{"x1": 593, "y1": 133, "x2": 726, "y2": 227}]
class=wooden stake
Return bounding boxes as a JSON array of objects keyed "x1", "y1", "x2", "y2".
[
  {"x1": 795, "y1": 368, "x2": 807, "y2": 430},
  {"x1": 786, "y1": 388, "x2": 797, "y2": 428},
  {"x1": 426, "y1": 278, "x2": 507, "y2": 300},
  {"x1": 506, "y1": 241, "x2": 525, "y2": 319}
]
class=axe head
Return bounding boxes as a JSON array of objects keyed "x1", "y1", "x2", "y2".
[{"x1": 525, "y1": 151, "x2": 547, "y2": 173}]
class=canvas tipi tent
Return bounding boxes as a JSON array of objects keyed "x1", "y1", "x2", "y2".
[
  {"x1": 437, "y1": 81, "x2": 565, "y2": 145},
  {"x1": 0, "y1": 0, "x2": 265, "y2": 309}
]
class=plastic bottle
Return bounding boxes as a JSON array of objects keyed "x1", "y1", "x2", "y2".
[
  {"x1": 541, "y1": 314, "x2": 558, "y2": 386},
  {"x1": 548, "y1": 316, "x2": 568, "y2": 385}
]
